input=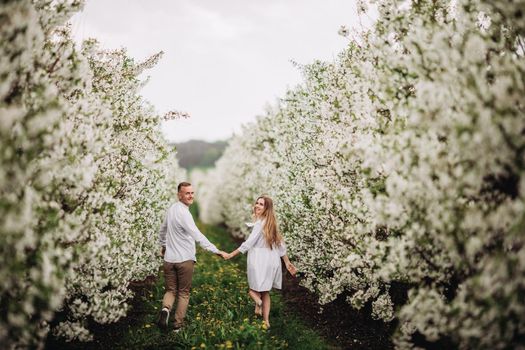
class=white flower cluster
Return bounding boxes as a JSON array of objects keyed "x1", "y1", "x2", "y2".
[
  {"x1": 199, "y1": 0, "x2": 525, "y2": 348},
  {"x1": 1, "y1": 1, "x2": 184, "y2": 348}
]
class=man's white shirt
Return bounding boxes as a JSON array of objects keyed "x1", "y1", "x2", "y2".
[{"x1": 159, "y1": 201, "x2": 219, "y2": 263}]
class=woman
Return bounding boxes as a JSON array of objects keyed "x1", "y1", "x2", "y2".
[{"x1": 225, "y1": 195, "x2": 297, "y2": 328}]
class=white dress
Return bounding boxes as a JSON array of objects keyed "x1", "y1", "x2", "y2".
[{"x1": 238, "y1": 219, "x2": 287, "y2": 292}]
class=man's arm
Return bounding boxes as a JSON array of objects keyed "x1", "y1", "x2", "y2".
[
  {"x1": 159, "y1": 213, "x2": 168, "y2": 257},
  {"x1": 182, "y1": 211, "x2": 221, "y2": 254}
]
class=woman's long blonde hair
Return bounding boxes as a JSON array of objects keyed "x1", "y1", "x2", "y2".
[{"x1": 254, "y1": 195, "x2": 283, "y2": 249}]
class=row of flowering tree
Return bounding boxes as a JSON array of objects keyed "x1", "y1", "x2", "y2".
[
  {"x1": 197, "y1": 0, "x2": 524, "y2": 348},
  {"x1": 1, "y1": 1, "x2": 184, "y2": 348}
]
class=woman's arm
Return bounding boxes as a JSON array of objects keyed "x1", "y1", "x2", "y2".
[
  {"x1": 281, "y1": 255, "x2": 297, "y2": 276},
  {"x1": 237, "y1": 221, "x2": 263, "y2": 254},
  {"x1": 226, "y1": 249, "x2": 241, "y2": 260}
]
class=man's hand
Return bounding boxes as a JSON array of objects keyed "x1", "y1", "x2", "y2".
[{"x1": 160, "y1": 246, "x2": 166, "y2": 258}]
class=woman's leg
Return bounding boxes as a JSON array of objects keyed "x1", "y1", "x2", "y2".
[
  {"x1": 261, "y1": 291, "x2": 271, "y2": 328},
  {"x1": 248, "y1": 289, "x2": 262, "y2": 304},
  {"x1": 248, "y1": 289, "x2": 262, "y2": 316}
]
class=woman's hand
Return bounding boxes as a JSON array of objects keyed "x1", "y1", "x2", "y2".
[
  {"x1": 225, "y1": 249, "x2": 240, "y2": 260},
  {"x1": 285, "y1": 262, "x2": 297, "y2": 277}
]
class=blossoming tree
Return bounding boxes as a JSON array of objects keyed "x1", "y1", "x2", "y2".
[
  {"x1": 198, "y1": 0, "x2": 525, "y2": 348},
  {"x1": 1, "y1": 0, "x2": 184, "y2": 347}
]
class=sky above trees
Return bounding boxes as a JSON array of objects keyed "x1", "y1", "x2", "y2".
[{"x1": 70, "y1": 0, "x2": 371, "y2": 142}]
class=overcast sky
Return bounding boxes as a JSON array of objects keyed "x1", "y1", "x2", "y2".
[{"x1": 70, "y1": 0, "x2": 368, "y2": 142}]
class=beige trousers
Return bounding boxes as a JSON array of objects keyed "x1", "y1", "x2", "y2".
[{"x1": 162, "y1": 260, "x2": 195, "y2": 328}]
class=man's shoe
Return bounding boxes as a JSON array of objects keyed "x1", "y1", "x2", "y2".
[{"x1": 157, "y1": 307, "x2": 170, "y2": 329}]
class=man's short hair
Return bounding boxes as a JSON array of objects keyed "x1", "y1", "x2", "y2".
[{"x1": 178, "y1": 182, "x2": 192, "y2": 192}]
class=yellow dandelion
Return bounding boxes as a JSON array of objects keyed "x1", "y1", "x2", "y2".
[
  {"x1": 200, "y1": 343, "x2": 206, "y2": 349},
  {"x1": 225, "y1": 340, "x2": 233, "y2": 349},
  {"x1": 144, "y1": 324, "x2": 151, "y2": 328}
]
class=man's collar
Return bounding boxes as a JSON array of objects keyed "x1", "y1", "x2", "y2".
[{"x1": 178, "y1": 201, "x2": 190, "y2": 208}]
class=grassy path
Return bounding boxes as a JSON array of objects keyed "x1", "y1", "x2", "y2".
[{"x1": 48, "y1": 219, "x2": 338, "y2": 349}]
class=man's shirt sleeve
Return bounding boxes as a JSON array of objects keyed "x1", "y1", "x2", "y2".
[{"x1": 182, "y1": 211, "x2": 219, "y2": 254}]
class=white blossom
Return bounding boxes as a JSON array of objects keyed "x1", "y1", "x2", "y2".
[
  {"x1": 0, "y1": 1, "x2": 185, "y2": 347},
  {"x1": 197, "y1": 0, "x2": 525, "y2": 348}
]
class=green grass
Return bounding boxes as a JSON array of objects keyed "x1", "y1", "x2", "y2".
[{"x1": 48, "y1": 218, "x2": 338, "y2": 349}]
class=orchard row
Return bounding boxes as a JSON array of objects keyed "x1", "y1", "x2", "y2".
[
  {"x1": 196, "y1": 1, "x2": 525, "y2": 348},
  {"x1": 1, "y1": 1, "x2": 183, "y2": 348}
]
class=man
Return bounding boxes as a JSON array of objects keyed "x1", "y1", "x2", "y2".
[{"x1": 157, "y1": 182, "x2": 226, "y2": 331}]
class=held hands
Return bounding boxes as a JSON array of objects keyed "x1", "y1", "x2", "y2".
[
  {"x1": 217, "y1": 251, "x2": 233, "y2": 260},
  {"x1": 217, "y1": 251, "x2": 234, "y2": 260}
]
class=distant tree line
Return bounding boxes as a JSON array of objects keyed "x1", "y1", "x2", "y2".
[{"x1": 174, "y1": 140, "x2": 228, "y2": 170}]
